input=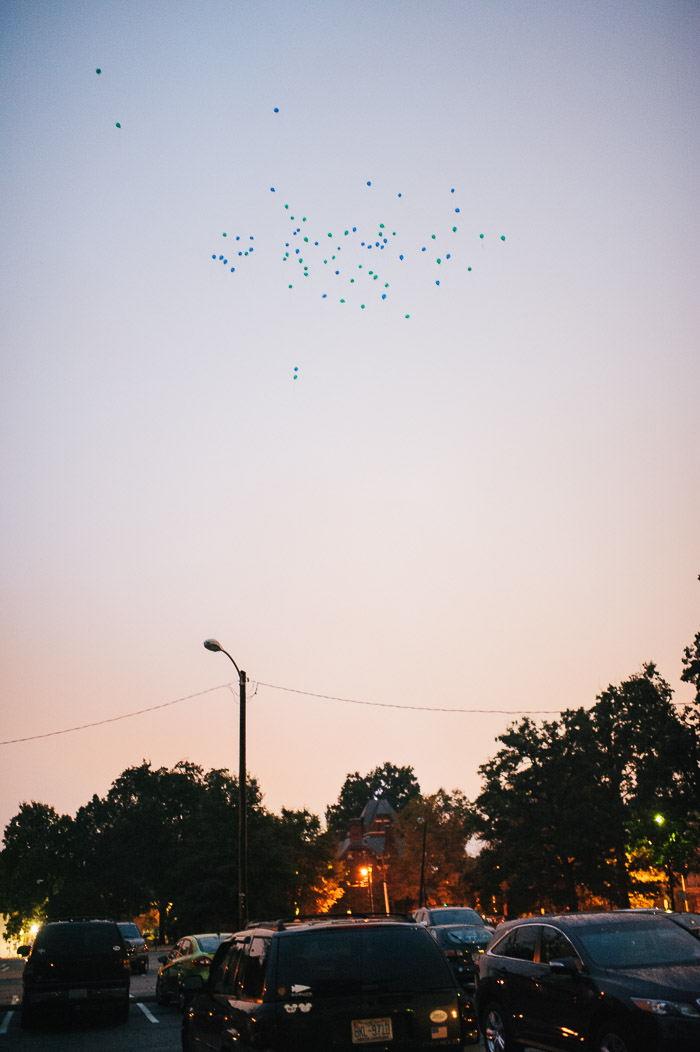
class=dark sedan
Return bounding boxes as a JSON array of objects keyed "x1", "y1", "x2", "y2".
[
  {"x1": 476, "y1": 911, "x2": 700, "y2": 1052},
  {"x1": 429, "y1": 923, "x2": 493, "y2": 987}
]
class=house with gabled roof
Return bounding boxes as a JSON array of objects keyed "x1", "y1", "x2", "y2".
[{"x1": 337, "y1": 796, "x2": 398, "y2": 913}]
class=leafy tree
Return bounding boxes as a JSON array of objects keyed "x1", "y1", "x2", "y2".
[
  {"x1": 2, "y1": 762, "x2": 340, "y2": 941},
  {"x1": 325, "y1": 763, "x2": 420, "y2": 834},
  {"x1": 390, "y1": 790, "x2": 472, "y2": 911},
  {"x1": 591, "y1": 663, "x2": 691, "y2": 906},
  {"x1": 471, "y1": 662, "x2": 700, "y2": 914},
  {"x1": 471, "y1": 709, "x2": 609, "y2": 915},
  {"x1": 0, "y1": 802, "x2": 73, "y2": 939}
]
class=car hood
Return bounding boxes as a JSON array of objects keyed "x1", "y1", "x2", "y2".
[{"x1": 602, "y1": 962, "x2": 700, "y2": 998}]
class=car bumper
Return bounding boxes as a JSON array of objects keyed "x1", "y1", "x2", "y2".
[{"x1": 23, "y1": 984, "x2": 129, "y2": 1006}]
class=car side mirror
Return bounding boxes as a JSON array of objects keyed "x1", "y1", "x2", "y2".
[
  {"x1": 17, "y1": 946, "x2": 31, "y2": 957},
  {"x1": 549, "y1": 956, "x2": 579, "y2": 976},
  {"x1": 157, "y1": 955, "x2": 168, "y2": 964}
]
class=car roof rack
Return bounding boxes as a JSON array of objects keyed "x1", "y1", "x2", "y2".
[
  {"x1": 44, "y1": 917, "x2": 117, "y2": 923},
  {"x1": 245, "y1": 913, "x2": 417, "y2": 932}
]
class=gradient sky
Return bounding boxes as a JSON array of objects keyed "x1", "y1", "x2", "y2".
[{"x1": 2, "y1": 0, "x2": 699, "y2": 840}]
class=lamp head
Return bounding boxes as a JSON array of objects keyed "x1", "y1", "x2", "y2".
[{"x1": 203, "y1": 638, "x2": 222, "y2": 652}]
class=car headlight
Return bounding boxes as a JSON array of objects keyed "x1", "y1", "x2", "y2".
[{"x1": 631, "y1": 997, "x2": 700, "y2": 1019}]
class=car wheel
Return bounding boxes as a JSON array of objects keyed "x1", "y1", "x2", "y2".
[
  {"x1": 596, "y1": 1026, "x2": 631, "y2": 1052},
  {"x1": 156, "y1": 975, "x2": 168, "y2": 1005},
  {"x1": 483, "y1": 1002, "x2": 516, "y2": 1052}
]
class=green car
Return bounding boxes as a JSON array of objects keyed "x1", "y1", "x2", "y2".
[{"x1": 156, "y1": 933, "x2": 232, "y2": 1009}]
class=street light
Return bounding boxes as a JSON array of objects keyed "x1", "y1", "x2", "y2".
[
  {"x1": 204, "y1": 638, "x2": 247, "y2": 930},
  {"x1": 360, "y1": 865, "x2": 375, "y2": 911},
  {"x1": 417, "y1": 817, "x2": 427, "y2": 908}
]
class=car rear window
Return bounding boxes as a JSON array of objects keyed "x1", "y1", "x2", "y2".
[
  {"x1": 577, "y1": 921, "x2": 700, "y2": 967},
  {"x1": 274, "y1": 926, "x2": 453, "y2": 998},
  {"x1": 433, "y1": 909, "x2": 484, "y2": 926},
  {"x1": 197, "y1": 935, "x2": 228, "y2": 954},
  {"x1": 33, "y1": 922, "x2": 121, "y2": 956},
  {"x1": 438, "y1": 927, "x2": 491, "y2": 948},
  {"x1": 118, "y1": 923, "x2": 141, "y2": 939}
]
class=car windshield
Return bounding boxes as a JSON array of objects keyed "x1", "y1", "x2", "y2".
[
  {"x1": 577, "y1": 921, "x2": 700, "y2": 967},
  {"x1": 33, "y1": 923, "x2": 119, "y2": 956},
  {"x1": 432, "y1": 909, "x2": 484, "y2": 926},
  {"x1": 275, "y1": 926, "x2": 452, "y2": 997},
  {"x1": 196, "y1": 935, "x2": 229, "y2": 954},
  {"x1": 118, "y1": 924, "x2": 141, "y2": 938}
]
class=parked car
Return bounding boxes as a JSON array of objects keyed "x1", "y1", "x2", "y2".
[
  {"x1": 476, "y1": 911, "x2": 700, "y2": 1052},
  {"x1": 181, "y1": 916, "x2": 480, "y2": 1050},
  {"x1": 429, "y1": 923, "x2": 494, "y2": 987},
  {"x1": 413, "y1": 905, "x2": 489, "y2": 928},
  {"x1": 18, "y1": 917, "x2": 130, "y2": 1027},
  {"x1": 117, "y1": 921, "x2": 149, "y2": 974},
  {"x1": 157, "y1": 933, "x2": 232, "y2": 1009}
]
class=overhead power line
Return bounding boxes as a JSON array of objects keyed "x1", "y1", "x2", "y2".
[
  {"x1": 1, "y1": 678, "x2": 693, "y2": 746},
  {"x1": 255, "y1": 681, "x2": 563, "y2": 714}
]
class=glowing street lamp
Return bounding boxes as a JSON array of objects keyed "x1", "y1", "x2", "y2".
[
  {"x1": 360, "y1": 866, "x2": 374, "y2": 911},
  {"x1": 203, "y1": 638, "x2": 248, "y2": 929}
]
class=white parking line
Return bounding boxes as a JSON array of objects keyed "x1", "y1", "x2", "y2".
[
  {"x1": 0, "y1": 1012, "x2": 12, "y2": 1035},
  {"x1": 136, "y1": 1002, "x2": 159, "y2": 1023}
]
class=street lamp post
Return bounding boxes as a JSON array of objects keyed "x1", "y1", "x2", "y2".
[
  {"x1": 204, "y1": 639, "x2": 247, "y2": 930},
  {"x1": 417, "y1": 817, "x2": 427, "y2": 908}
]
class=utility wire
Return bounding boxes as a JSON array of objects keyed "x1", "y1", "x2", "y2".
[
  {"x1": 1, "y1": 678, "x2": 693, "y2": 746},
  {"x1": 0, "y1": 684, "x2": 232, "y2": 745},
  {"x1": 255, "y1": 681, "x2": 563, "y2": 714}
]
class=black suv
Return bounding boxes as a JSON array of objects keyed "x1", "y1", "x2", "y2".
[
  {"x1": 476, "y1": 911, "x2": 700, "y2": 1052},
  {"x1": 19, "y1": 918, "x2": 130, "y2": 1027},
  {"x1": 182, "y1": 916, "x2": 480, "y2": 1050},
  {"x1": 117, "y1": 921, "x2": 149, "y2": 973}
]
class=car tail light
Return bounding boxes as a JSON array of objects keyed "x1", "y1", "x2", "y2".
[
  {"x1": 444, "y1": 950, "x2": 458, "y2": 959},
  {"x1": 193, "y1": 956, "x2": 212, "y2": 967}
]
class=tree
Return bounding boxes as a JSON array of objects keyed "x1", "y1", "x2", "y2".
[
  {"x1": 0, "y1": 802, "x2": 73, "y2": 939},
  {"x1": 1, "y1": 762, "x2": 339, "y2": 942},
  {"x1": 325, "y1": 763, "x2": 420, "y2": 834},
  {"x1": 471, "y1": 663, "x2": 699, "y2": 915},
  {"x1": 591, "y1": 663, "x2": 690, "y2": 906},
  {"x1": 471, "y1": 709, "x2": 609, "y2": 915},
  {"x1": 390, "y1": 790, "x2": 473, "y2": 911}
]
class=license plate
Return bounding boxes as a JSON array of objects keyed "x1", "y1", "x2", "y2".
[
  {"x1": 351, "y1": 1017, "x2": 393, "y2": 1043},
  {"x1": 68, "y1": 989, "x2": 87, "y2": 1000}
]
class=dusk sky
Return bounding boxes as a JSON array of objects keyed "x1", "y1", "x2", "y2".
[{"x1": 2, "y1": 0, "x2": 699, "y2": 840}]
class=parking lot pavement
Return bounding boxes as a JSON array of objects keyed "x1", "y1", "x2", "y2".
[{"x1": 0, "y1": 961, "x2": 24, "y2": 1009}]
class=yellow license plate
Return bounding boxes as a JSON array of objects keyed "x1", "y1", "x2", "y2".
[{"x1": 352, "y1": 1017, "x2": 393, "y2": 1043}]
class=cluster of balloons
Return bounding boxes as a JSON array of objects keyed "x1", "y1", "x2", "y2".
[{"x1": 209, "y1": 183, "x2": 507, "y2": 322}]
